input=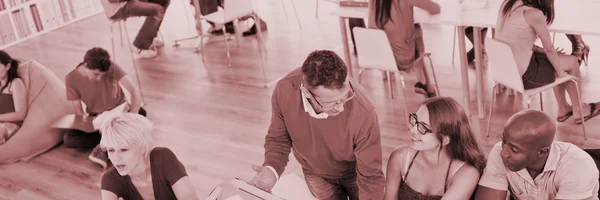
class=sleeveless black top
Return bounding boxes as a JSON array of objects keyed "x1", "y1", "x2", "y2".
[
  {"x1": 0, "y1": 82, "x2": 23, "y2": 126},
  {"x1": 397, "y1": 151, "x2": 453, "y2": 200}
]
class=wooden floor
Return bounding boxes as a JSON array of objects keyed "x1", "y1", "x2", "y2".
[{"x1": 2, "y1": 0, "x2": 600, "y2": 199}]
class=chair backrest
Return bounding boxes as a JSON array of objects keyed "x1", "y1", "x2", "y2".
[
  {"x1": 485, "y1": 37, "x2": 525, "y2": 91},
  {"x1": 352, "y1": 27, "x2": 399, "y2": 72},
  {"x1": 223, "y1": 0, "x2": 255, "y2": 22}
]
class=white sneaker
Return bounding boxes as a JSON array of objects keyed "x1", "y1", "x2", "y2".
[
  {"x1": 139, "y1": 49, "x2": 158, "y2": 58},
  {"x1": 151, "y1": 38, "x2": 164, "y2": 48}
]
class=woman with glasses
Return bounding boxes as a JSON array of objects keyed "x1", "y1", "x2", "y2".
[{"x1": 384, "y1": 96, "x2": 486, "y2": 200}]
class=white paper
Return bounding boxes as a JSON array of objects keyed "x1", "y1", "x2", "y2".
[
  {"x1": 92, "y1": 103, "x2": 129, "y2": 129},
  {"x1": 271, "y1": 174, "x2": 316, "y2": 200}
]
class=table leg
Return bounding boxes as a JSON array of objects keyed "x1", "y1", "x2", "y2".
[
  {"x1": 338, "y1": 17, "x2": 354, "y2": 78},
  {"x1": 457, "y1": 26, "x2": 472, "y2": 119},
  {"x1": 473, "y1": 27, "x2": 485, "y2": 119}
]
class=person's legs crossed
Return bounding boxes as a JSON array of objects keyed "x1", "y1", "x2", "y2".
[
  {"x1": 551, "y1": 53, "x2": 595, "y2": 122},
  {"x1": 121, "y1": 0, "x2": 170, "y2": 50},
  {"x1": 465, "y1": 27, "x2": 488, "y2": 63}
]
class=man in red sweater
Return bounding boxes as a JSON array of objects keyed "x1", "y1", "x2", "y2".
[{"x1": 248, "y1": 50, "x2": 385, "y2": 200}]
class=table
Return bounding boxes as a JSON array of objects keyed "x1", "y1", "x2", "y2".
[{"x1": 332, "y1": 0, "x2": 600, "y2": 120}]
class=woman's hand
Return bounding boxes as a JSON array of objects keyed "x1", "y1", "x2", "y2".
[{"x1": 556, "y1": 70, "x2": 568, "y2": 78}]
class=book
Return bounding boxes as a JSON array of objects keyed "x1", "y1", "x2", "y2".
[{"x1": 230, "y1": 178, "x2": 285, "y2": 200}]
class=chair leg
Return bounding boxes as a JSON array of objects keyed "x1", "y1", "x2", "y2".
[
  {"x1": 399, "y1": 73, "x2": 410, "y2": 130},
  {"x1": 288, "y1": 0, "x2": 303, "y2": 30},
  {"x1": 251, "y1": 15, "x2": 268, "y2": 87},
  {"x1": 280, "y1": 0, "x2": 290, "y2": 22},
  {"x1": 111, "y1": 22, "x2": 116, "y2": 60},
  {"x1": 388, "y1": 71, "x2": 394, "y2": 99},
  {"x1": 572, "y1": 80, "x2": 587, "y2": 140},
  {"x1": 357, "y1": 68, "x2": 366, "y2": 84},
  {"x1": 486, "y1": 84, "x2": 499, "y2": 137},
  {"x1": 527, "y1": 96, "x2": 531, "y2": 109},
  {"x1": 121, "y1": 21, "x2": 146, "y2": 105},
  {"x1": 119, "y1": 21, "x2": 125, "y2": 47},
  {"x1": 452, "y1": 26, "x2": 456, "y2": 66},
  {"x1": 233, "y1": 20, "x2": 241, "y2": 48},
  {"x1": 426, "y1": 55, "x2": 441, "y2": 96},
  {"x1": 258, "y1": 36, "x2": 268, "y2": 87},
  {"x1": 315, "y1": 0, "x2": 319, "y2": 18},
  {"x1": 200, "y1": 35, "x2": 206, "y2": 60},
  {"x1": 222, "y1": 26, "x2": 232, "y2": 67},
  {"x1": 539, "y1": 93, "x2": 544, "y2": 111}
]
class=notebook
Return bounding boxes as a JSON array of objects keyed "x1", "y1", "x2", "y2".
[{"x1": 339, "y1": 0, "x2": 368, "y2": 7}]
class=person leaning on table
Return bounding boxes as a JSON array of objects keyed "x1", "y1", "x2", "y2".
[{"x1": 246, "y1": 50, "x2": 385, "y2": 200}]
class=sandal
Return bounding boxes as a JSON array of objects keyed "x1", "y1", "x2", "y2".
[
  {"x1": 557, "y1": 111, "x2": 573, "y2": 122},
  {"x1": 575, "y1": 103, "x2": 600, "y2": 125}
]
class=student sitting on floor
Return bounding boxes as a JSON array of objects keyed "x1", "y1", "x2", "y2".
[
  {"x1": 385, "y1": 96, "x2": 486, "y2": 200},
  {"x1": 64, "y1": 47, "x2": 146, "y2": 169},
  {"x1": 475, "y1": 109, "x2": 599, "y2": 200},
  {"x1": 99, "y1": 113, "x2": 198, "y2": 200},
  {"x1": 0, "y1": 51, "x2": 26, "y2": 145}
]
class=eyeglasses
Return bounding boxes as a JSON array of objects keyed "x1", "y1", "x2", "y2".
[
  {"x1": 409, "y1": 113, "x2": 432, "y2": 135},
  {"x1": 301, "y1": 82, "x2": 355, "y2": 110}
]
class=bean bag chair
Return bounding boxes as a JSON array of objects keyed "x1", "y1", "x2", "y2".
[{"x1": 0, "y1": 60, "x2": 76, "y2": 163}]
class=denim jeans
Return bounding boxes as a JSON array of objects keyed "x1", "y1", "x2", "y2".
[
  {"x1": 111, "y1": 0, "x2": 170, "y2": 50},
  {"x1": 63, "y1": 107, "x2": 147, "y2": 149},
  {"x1": 303, "y1": 169, "x2": 359, "y2": 200}
]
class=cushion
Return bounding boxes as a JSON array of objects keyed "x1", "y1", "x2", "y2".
[{"x1": 0, "y1": 60, "x2": 77, "y2": 163}]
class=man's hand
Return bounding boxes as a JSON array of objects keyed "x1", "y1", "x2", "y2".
[{"x1": 247, "y1": 164, "x2": 278, "y2": 192}]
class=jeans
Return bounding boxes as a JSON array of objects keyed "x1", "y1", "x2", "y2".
[
  {"x1": 111, "y1": 0, "x2": 170, "y2": 50},
  {"x1": 63, "y1": 107, "x2": 147, "y2": 149},
  {"x1": 303, "y1": 169, "x2": 359, "y2": 200}
]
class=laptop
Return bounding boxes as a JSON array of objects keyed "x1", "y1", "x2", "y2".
[{"x1": 339, "y1": 0, "x2": 368, "y2": 7}]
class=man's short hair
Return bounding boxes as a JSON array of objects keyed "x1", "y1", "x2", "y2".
[
  {"x1": 84, "y1": 47, "x2": 112, "y2": 72},
  {"x1": 300, "y1": 50, "x2": 348, "y2": 90}
]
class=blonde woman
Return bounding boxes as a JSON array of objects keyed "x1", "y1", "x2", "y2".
[{"x1": 99, "y1": 113, "x2": 198, "y2": 200}]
